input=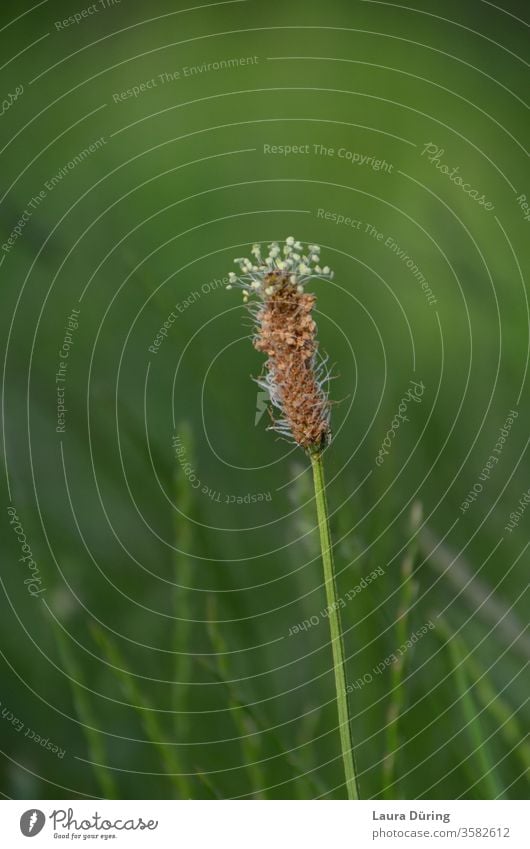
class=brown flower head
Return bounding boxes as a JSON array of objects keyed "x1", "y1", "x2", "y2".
[{"x1": 227, "y1": 238, "x2": 333, "y2": 452}]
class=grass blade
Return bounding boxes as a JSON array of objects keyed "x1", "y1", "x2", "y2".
[
  {"x1": 436, "y1": 617, "x2": 505, "y2": 799},
  {"x1": 53, "y1": 623, "x2": 118, "y2": 799},
  {"x1": 91, "y1": 624, "x2": 190, "y2": 798}
]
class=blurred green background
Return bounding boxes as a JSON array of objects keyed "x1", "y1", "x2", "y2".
[{"x1": 0, "y1": 0, "x2": 528, "y2": 800}]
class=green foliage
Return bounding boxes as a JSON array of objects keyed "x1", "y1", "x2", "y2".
[{"x1": 0, "y1": 0, "x2": 528, "y2": 801}]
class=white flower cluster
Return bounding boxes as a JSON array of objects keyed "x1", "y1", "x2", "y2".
[{"x1": 226, "y1": 237, "x2": 333, "y2": 300}]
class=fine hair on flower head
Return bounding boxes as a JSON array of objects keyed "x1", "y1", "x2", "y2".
[{"x1": 226, "y1": 238, "x2": 334, "y2": 452}]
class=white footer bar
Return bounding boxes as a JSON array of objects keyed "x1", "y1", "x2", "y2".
[{"x1": 1, "y1": 799, "x2": 526, "y2": 848}]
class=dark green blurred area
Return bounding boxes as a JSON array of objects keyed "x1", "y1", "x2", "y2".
[{"x1": 0, "y1": 0, "x2": 528, "y2": 799}]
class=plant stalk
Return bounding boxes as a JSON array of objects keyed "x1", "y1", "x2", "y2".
[
  {"x1": 383, "y1": 502, "x2": 421, "y2": 798},
  {"x1": 310, "y1": 450, "x2": 360, "y2": 800}
]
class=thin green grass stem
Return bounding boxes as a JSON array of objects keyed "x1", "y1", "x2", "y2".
[
  {"x1": 383, "y1": 502, "x2": 421, "y2": 798},
  {"x1": 310, "y1": 450, "x2": 360, "y2": 800}
]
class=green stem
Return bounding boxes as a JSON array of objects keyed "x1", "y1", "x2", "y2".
[
  {"x1": 310, "y1": 450, "x2": 360, "y2": 800},
  {"x1": 383, "y1": 502, "x2": 421, "y2": 798},
  {"x1": 436, "y1": 618, "x2": 506, "y2": 799}
]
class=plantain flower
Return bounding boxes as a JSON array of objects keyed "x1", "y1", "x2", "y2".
[{"x1": 227, "y1": 239, "x2": 334, "y2": 452}]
